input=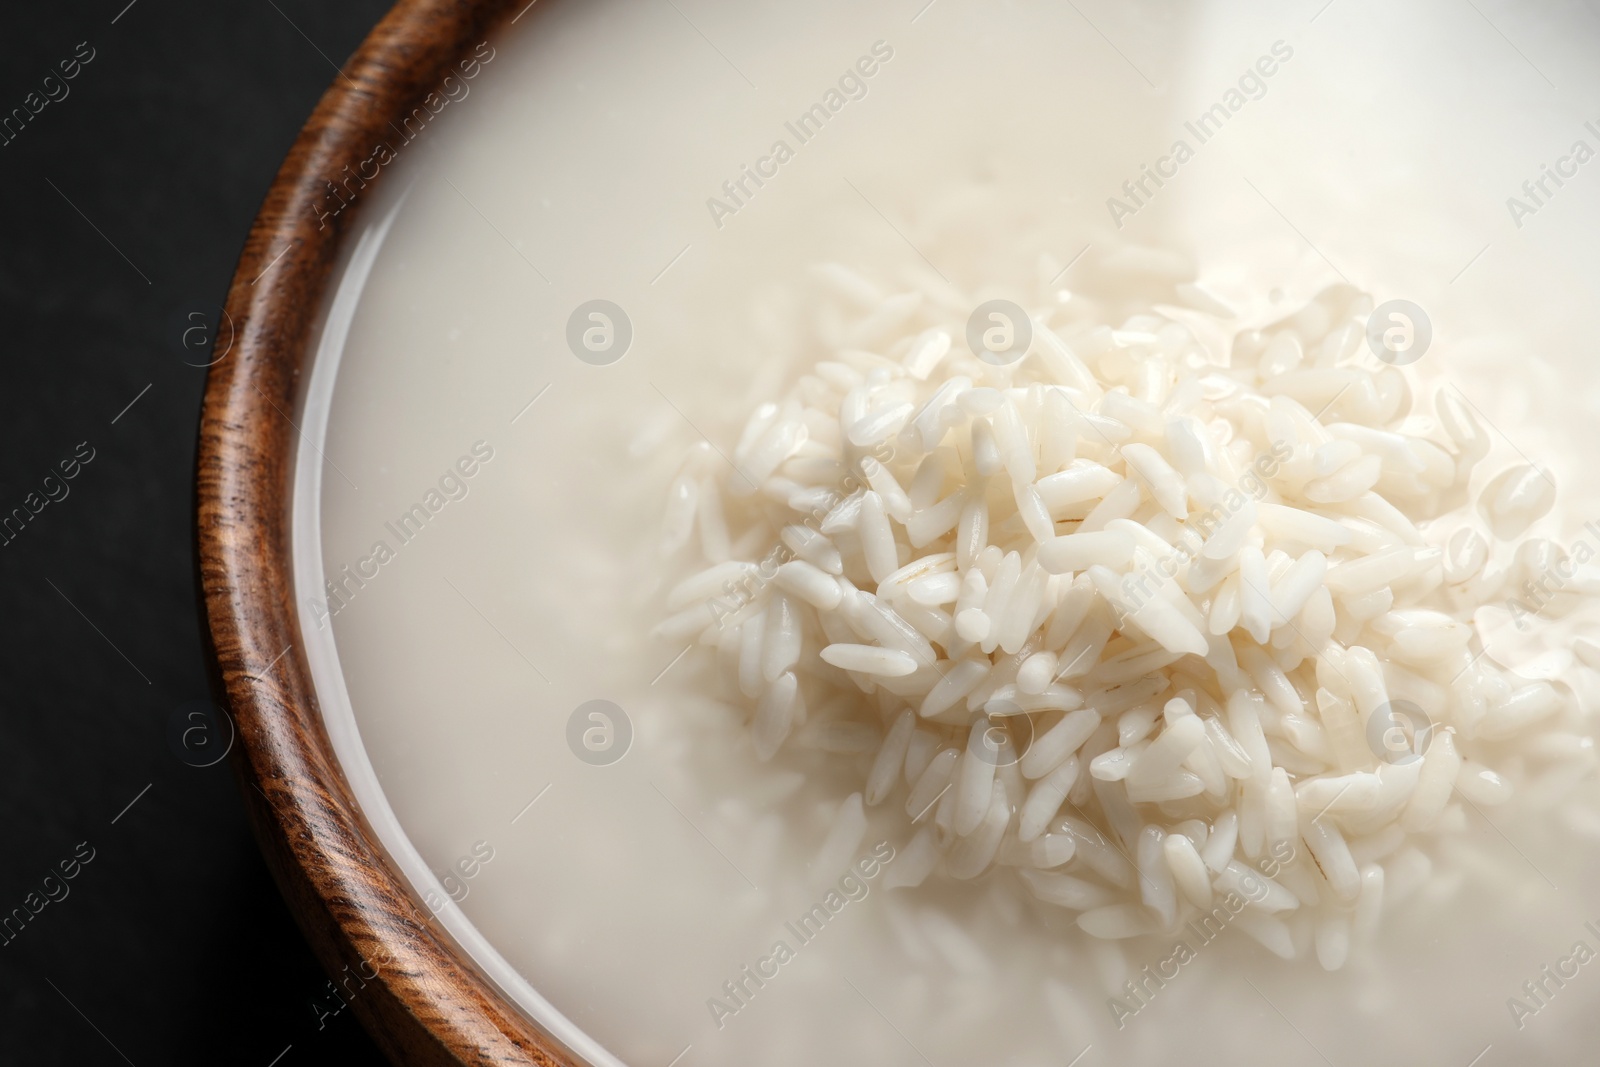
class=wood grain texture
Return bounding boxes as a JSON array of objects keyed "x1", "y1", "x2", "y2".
[{"x1": 196, "y1": 2, "x2": 582, "y2": 1064}]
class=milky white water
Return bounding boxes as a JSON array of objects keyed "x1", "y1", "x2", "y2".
[{"x1": 295, "y1": 1, "x2": 1600, "y2": 1064}]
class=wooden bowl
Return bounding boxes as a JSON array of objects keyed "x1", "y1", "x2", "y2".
[{"x1": 196, "y1": 2, "x2": 575, "y2": 1063}]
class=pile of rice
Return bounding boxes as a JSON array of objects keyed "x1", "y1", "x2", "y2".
[{"x1": 655, "y1": 254, "x2": 1597, "y2": 971}]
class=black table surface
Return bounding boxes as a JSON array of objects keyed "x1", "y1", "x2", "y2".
[{"x1": 1, "y1": 2, "x2": 396, "y2": 1063}]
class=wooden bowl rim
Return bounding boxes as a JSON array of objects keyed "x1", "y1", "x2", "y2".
[{"x1": 196, "y1": 2, "x2": 577, "y2": 1063}]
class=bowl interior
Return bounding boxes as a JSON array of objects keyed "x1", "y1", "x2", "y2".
[{"x1": 284, "y1": 2, "x2": 1600, "y2": 1064}]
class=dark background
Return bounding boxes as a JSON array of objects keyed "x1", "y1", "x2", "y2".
[{"x1": 0, "y1": 1, "x2": 393, "y2": 1062}]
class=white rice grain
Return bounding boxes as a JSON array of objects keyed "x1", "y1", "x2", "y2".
[
  {"x1": 1121, "y1": 443, "x2": 1187, "y2": 518},
  {"x1": 954, "y1": 725, "x2": 1000, "y2": 836},
  {"x1": 1163, "y1": 831, "x2": 1213, "y2": 909},
  {"x1": 904, "y1": 327, "x2": 952, "y2": 380},
  {"x1": 1270, "y1": 551, "x2": 1327, "y2": 625},
  {"x1": 1312, "y1": 908, "x2": 1350, "y2": 966},
  {"x1": 1019, "y1": 757, "x2": 1081, "y2": 842},
  {"x1": 753, "y1": 672, "x2": 800, "y2": 760},
  {"x1": 881, "y1": 826, "x2": 942, "y2": 891},
  {"x1": 919, "y1": 658, "x2": 990, "y2": 718},
  {"x1": 1127, "y1": 715, "x2": 1206, "y2": 786},
  {"x1": 1237, "y1": 546, "x2": 1274, "y2": 645},
  {"x1": 1038, "y1": 530, "x2": 1136, "y2": 574},
  {"x1": 1201, "y1": 809, "x2": 1239, "y2": 873},
  {"x1": 866, "y1": 710, "x2": 917, "y2": 806},
  {"x1": 821, "y1": 643, "x2": 919, "y2": 678},
  {"x1": 775, "y1": 560, "x2": 842, "y2": 611},
  {"x1": 1020, "y1": 868, "x2": 1115, "y2": 911},
  {"x1": 781, "y1": 524, "x2": 844, "y2": 574},
  {"x1": 1137, "y1": 826, "x2": 1178, "y2": 927},
  {"x1": 812, "y1": 792, "x2": 869, "y2": 882},
  {"x1": 1480, "y1": 463, "x2": 1556, "y2": 539},
  {"x1": 947, "y1": 781, "x2": 1011, "y2": 879},
  {"x1": 1303, "y1": 816, "x2": 1360, "y2": 902},
  {"x1": 1401, "y1": 728, "x2": 1462, "y2": 832},
  {"x1": 906, "y1": 747, "x2": 960, "y2": 822}
]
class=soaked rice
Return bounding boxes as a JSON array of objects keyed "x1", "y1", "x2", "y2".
[{"x1": 658, "y1": 254, "x2": 1599, "y2": 972}]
